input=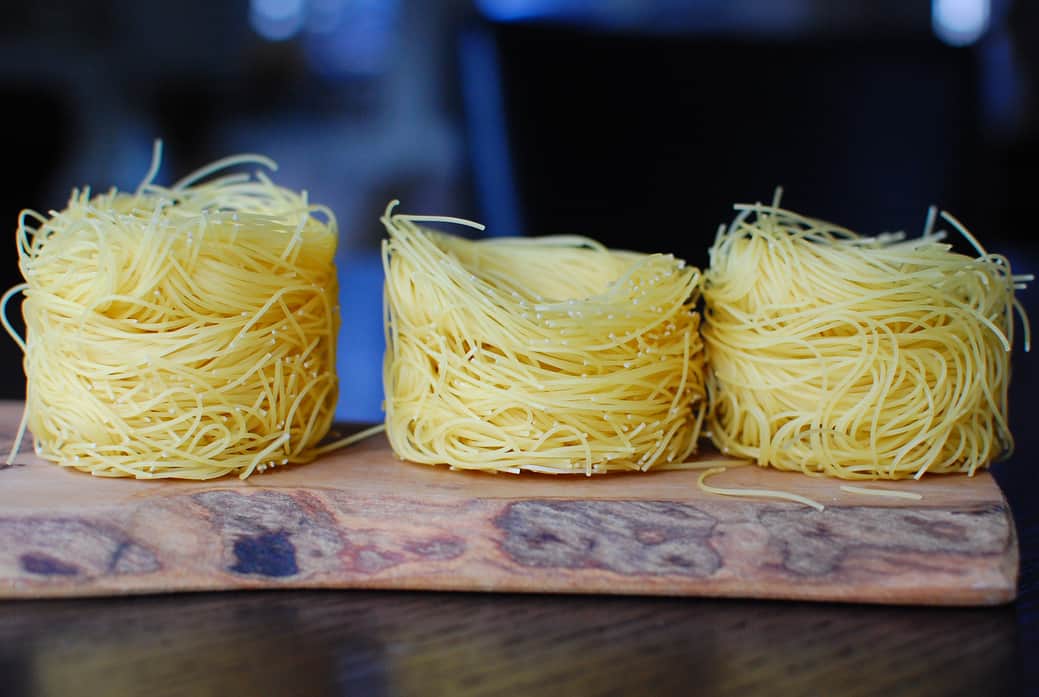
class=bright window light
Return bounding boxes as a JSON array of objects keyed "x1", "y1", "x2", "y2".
[
  {"x1": 932, "y1": 0, "x2": 990, "y2": 46},
  {"x1": 250, "y1": 0, "x2": 306, "y2": 41}
]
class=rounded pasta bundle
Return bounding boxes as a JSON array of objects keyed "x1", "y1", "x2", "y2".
[
  {"x1": 702, "y1": 198, "x2": 1030, "y2": 480},
  {"x1": 2, "y1": 144, "x2": 340, "y2": 479},
  {"x1": 381, "y1": 204, "x2": 706, "y2": 474}
]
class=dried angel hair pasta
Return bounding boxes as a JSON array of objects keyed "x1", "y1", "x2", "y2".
[
  {"x1": 702, "y1": 194, "x2": 1030, "y2": 480},
  {"x1": 1, "y1": 143, "x2": 345, "y2": 479},
  {"x1": 380, "y1": 202, "x2": 706, "y2": 474}
]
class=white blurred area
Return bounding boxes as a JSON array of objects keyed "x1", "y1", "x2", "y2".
[{"x1": 932, "y1": 0, "x2": 990, "y2": 46}]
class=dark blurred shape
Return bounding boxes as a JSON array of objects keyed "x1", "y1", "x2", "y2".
[
  {"x1": 0, "y1": 87, "x2": 70, "y2": 399},
  {"x1": 458, "y1": 27, "x2": 524, "y2": 236},
  {"x1": 1004, "y1": 0, "x2": 1039, "y2": 252},
  {"x1": 463, "y1": 21, "x2": 985, "y2": 268}
]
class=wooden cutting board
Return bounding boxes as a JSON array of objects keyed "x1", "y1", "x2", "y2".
[{"x1": 0, "y1": 402, "x2": 1017, "y2": 605}]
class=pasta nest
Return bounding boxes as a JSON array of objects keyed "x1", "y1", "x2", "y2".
[
  {"x1": 381, "y1": 204, "x2": 706, "y2": 474},
  {"x1": 4, "y1": 148, "x2": 340, "y2": 478},
  {"x1": 702, "y1": 200, "x2": 1029, "y2": 479}
]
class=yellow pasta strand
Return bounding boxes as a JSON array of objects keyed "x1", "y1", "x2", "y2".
[
  {"x1": 702, "y1": 197, "x2": 1030, "y2": 480},
  {"x1": 380, "y1": 202, "x2": 706, "y2": 474},
  {"x1": 838, "y1": 485, "x2": 923, "y2": 501},
  {"x1": 2, "y1": 142, "x2": 340, "y2": 479},
  {"x1": 697, "y1": 466, "x2": 826, "y2": 510}
]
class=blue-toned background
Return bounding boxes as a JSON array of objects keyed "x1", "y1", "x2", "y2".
[{"x1": 1, "y1": 0, "x2": 1036, "y2": 427}]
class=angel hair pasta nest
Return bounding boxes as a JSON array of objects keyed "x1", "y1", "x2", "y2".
[
  {"x1": 380, "y1": 203, "x2": 707, "y2": 475},
  {"x1": 2, "y1": 144, "x2": 340, "y2": 479},
  {"x1": 702, "y1": 199, "x2": 1030, "y2": 480}
]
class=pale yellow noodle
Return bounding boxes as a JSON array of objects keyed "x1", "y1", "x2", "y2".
[
  {"x1": 703, "y1": 199, "x2": 1030, "y2": 480},
  {"x1": 697, "y1": 466, "x2": 826, "y2": 510},
  {"x1": 838, "y1": 485, "x2": 923, "y2": 500},
  {"x1": 380, "y1": 202, "x2": 706, "y2": 474},
  {"x1": 2, "y1": 142, "x2": 340, "y2": 479}
]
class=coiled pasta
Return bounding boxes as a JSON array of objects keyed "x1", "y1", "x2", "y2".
[
  {"x1": 702, "y1": 197, "x2": 1030, "y2": 479},
  {"x1": 381, "y1": 204, "x2": 706, "y2": 474},
  {"x1": 2, "y1": 144, "x2": 340, "y2": 479}
]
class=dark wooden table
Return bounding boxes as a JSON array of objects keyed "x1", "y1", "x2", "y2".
[{"x1": 0, "y1": 585, "x2": 1029, "y2": 697}]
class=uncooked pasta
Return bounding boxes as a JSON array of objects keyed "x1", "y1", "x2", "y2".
[
  {"x1": 1, "y1": 143, "x2": 341, "y2": 479},
  {"x1": 697, "y1": 466, "x2": 826, "y2": 510},
  {"x1": 380, "y1": 203, "x2": 706, "y2": 474},
  {"x1": 702, "y1": 195, "x2": 1030, "y2": 480}
]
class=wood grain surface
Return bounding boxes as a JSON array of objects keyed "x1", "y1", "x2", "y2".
[
  {"x1": 0, "y1": 590, "x2": 1022, "y2": 697},
  {"x1": 0, "y1": 402, "x2": 1018, "y2": 604}
]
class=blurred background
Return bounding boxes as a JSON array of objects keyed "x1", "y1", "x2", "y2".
[{"x1": 1, "y1": 0, "x2": 1037, "y2": 424}]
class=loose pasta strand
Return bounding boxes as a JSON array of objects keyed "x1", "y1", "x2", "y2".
[
  {"x1": 380, "y1": 203, "x2": 707, "y2": 474},
  {"x1": 697, "y1": 466, "x2": 826, "y2": 511},
  {"x1": 839, "y1": 485, "x2": 923, "y2": 501}
]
